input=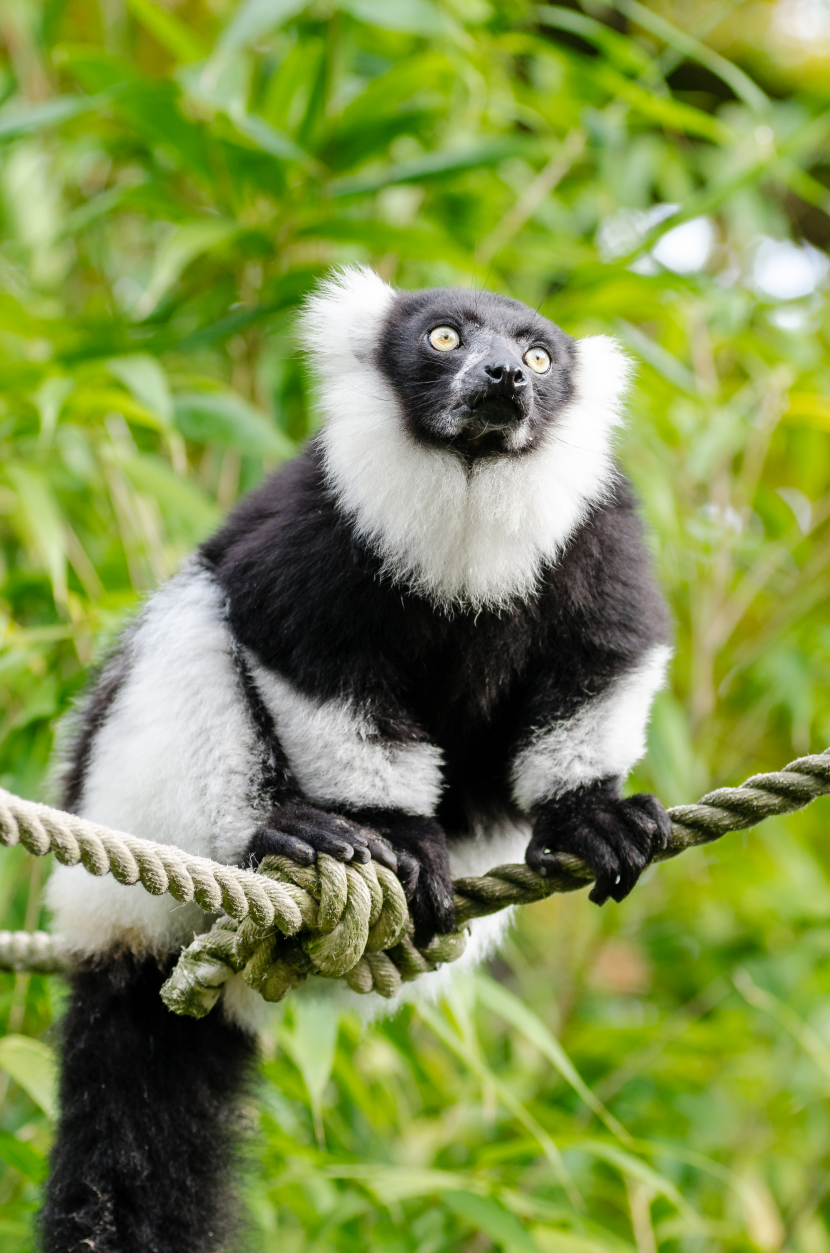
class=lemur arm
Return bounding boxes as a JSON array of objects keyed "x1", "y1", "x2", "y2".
[
  {"x1": 510, "y1": 644, "x2": 672, "y2": 904},
  {"x1": 239, "y1": 655, "x2": 455, "y2": 942}
]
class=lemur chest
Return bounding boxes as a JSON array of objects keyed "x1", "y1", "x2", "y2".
[{"x1": 399, "y1": 611, "x2": 540, "y2": 772}]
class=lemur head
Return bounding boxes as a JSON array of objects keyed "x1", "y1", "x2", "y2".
[
  {"x1": 302, "y1": 267, "x2": 631, "y2": 611},
  {"x1": 374, "y1": 287, "x2": 576, "y2": 460}
]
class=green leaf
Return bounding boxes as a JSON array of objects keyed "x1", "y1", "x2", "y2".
[
  {"x1": 0, "y1": 93, "x2": 102, "y2": 140},
  {"x1": 136, "y1": 220, "x2": 239, "y2": 318},
  {"x1": 119, "y1": 455, "x2": 219, "y2": 539},
  {"x1": 331, "y1": 139, "x2": 524, "y2": 196},
  {"x1": 608, "y1": 0, "x2": 769, "y2": 113},
  {"x1": 174, "y1": 391, "x2": 294, "y2": 458},
  {"x1": 442, "y1": 1191, "x2": 541, "y2": 1253},
  {"x1": 320, "y1": 1163, "x2": 470, "y2": 1202},
  {"x1": 107, "y1": 355, "x2": 174, "y2": 425},
  {"x1": 227, "y1": 111, "x2": 309, "y2": 164},
  {"x1": 4, "y1": 465, "x2": 68, "y2": 606},
  {"x1": 339, "y1": 0, "x2": 453, "y2": 36},
  {"x1": 616, "y1": 320, "x2": 700, "y2": 396},
  {"x1": 0, "y1": 1130, "x2": 48, "y2": 1183},
  {"x1": 282, "y1": 1001, "x2": 340, "y2": 1144},
  {"x1": 125, "y1": 0, "x2": 207, "y2": 63},
  {"x1": 574, "y1": 1140, "x2": 696, "y2": 1218},
  {"x1": 474, "y1": 975, "x2": 633, "y2": 1146},
  {"x1": 417, "y1": 1001, "x2": 581, "y2": 1207},
  {"x1": 214, "y1": 0, "x2": 310, "y2": 56},
  {"x1": 536, "y1": 7, "x2": 652, "y2": 74},
  {"x1": 0, "y1": 1035, "x2": 58, "y2": 1118},
  {"x1": 593, "y1": 63, "x2": 732, "y2": 143}
]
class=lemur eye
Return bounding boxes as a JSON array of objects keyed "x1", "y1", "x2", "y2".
[
  {"x1": 428, "y1": 326, "x2": 460, "y2": 352},
  {"x1": 524, "y1": 347, "x2": 551, "y2": 374}
]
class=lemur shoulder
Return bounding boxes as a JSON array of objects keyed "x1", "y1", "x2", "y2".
[{"x1": 42, "y1": 268, "x2": 671, "y2": 1253}]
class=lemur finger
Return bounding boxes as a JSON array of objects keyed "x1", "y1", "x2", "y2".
[
  {"x1": 593, "y1": 814, "x2": 648, "y2": 899},
  {"x1": 394, "y1": 850, "x2": 420, "y2": 898},
  {"x1": 626, "y1": 793, "x2": 672, "y2": 852},
  {"x1": 365, "y1": 837, "x2": 398, "y2": 872},
  {"x1": 574, "y1": 826, "x2": 626, "y2": 905},
  {"x1": 410, "y1": 872, "x2": 456, "y2": 946},
  {"x1": 249, "y1": 829, "x2": 316, "y2": 869},
  {"x1": 286, "y1": 815, "x2": 371, "y2": 863}
]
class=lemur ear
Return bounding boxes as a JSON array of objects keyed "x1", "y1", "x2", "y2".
[
  {"x1": 300, "y1": 266, "x2": 396, "y2": 370},
  {"x1": 573, "y1": 335, "x2": 634, "y2": 428}
]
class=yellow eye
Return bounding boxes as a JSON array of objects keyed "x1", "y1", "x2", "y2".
[
  {"x1": 428, "y1": 326, "x2": 460, "y2": 352},
  {"x1": 524, "y1": 347, "x2": 551, "y2": 374}
]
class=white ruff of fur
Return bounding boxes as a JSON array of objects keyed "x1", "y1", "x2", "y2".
[
  {"x1": 510, "y1": 644, "x2": 671, "y2": 811},
  {"x1": 307, "y1": 266, "x2": 632, "y2": 611}
]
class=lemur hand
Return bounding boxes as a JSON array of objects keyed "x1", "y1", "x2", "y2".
[
  {"x1": 245, "y1": 800, "x2": 398, "y2": 871},
  {"x1": 525, "y1": 781, "x2": 671, "y2": 905},
  {"x1": 347, "y1": 810, "x2": 456, "y2": 947},
  {"x1": 244, "y1": 803, "x2": 455, "y2": 945}
]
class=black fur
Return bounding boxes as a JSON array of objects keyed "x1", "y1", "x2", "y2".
[
  {"x1": 61, "y1": 634, "x2": 135, "y2": 812},
  {"x1": 41, "y1": 954, "x2": 255, "y2": 1253}
]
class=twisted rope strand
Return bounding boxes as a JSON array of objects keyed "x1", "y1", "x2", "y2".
[{"x1": 0, "y1": 750, "x2": 828, "y2": 1011}]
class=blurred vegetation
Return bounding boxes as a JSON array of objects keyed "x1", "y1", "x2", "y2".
[{"x1": 1, "y1": 0, "x2": 830, "y2": 1249}]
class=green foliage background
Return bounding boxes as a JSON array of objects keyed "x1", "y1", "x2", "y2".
[{"x1": 1, "y1": 0, "x2": 830, "y2": 1248}]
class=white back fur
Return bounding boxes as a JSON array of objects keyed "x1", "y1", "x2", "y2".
[
  {"x1": 47, "y1": 562, "x2": 268, "y2": 958},
  {"x1": 307, "y1": 267, "x2": 631, "y2": 611}
]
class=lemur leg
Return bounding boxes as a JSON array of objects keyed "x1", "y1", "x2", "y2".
[
  {"x1": 525, "y1": 779, "x2": 671, "y2": 905},
  {"x1": 41, "y1": 954, "x2": 254, "y2": 1253},
  {"x1": 245, "y1": 802, "x2": 455, "y2": 946}
]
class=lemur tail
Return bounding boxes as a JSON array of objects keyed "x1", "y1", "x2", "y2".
[{"x1": 41, "y1": 953, "x2": 255, "y2": 1253}]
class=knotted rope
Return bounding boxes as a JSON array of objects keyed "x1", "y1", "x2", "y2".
[{"x1": 0, "y1": 749, "x2": 828, "y2": 1015}]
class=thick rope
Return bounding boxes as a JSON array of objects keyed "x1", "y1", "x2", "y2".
[{"x1": 0, "y1": 750, "x2": 828, "y2": 1014}]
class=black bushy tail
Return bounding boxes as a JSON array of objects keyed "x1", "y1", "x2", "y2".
[{"x1": 41, "y1": 953, "x2": 255, "y2": 1253}]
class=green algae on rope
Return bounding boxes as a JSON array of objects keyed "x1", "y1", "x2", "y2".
[{"x1": 0, "y1": 749, "x2": 829, "y2": 1014}]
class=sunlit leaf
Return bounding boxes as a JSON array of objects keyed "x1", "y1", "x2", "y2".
[
  {"x1": 107, "y1": 356, "x2": 174, "y2": 425},
  {"x1": 442, "y1": 1190, "x2": 542, "y2": 1252},
  {"x1": 174, "y1": 391, "x2": 294, "y2": 457},
  {"x1": 474, "y1": 975, "x2": 633, "y2": 1146},
  {"x1": 4, "y1": 466, "x2": 68, "y2": 607},
  {"x1": 0, "y1": 1035, "x2": 58, "y2": 1118},
  {"x1": 0, "y1": 1130, "x2": 48, "y2": 1183},
  {"x1": 125, "y1": 0, "x2": 207, "y2": 63}
]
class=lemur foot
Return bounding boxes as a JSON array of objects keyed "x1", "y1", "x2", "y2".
[
  {"x1": 245, "y1": 800, "x2": 398, "y2": 871},
  {"x1": 526, "y1": 783, "x2": 671, "y2": 905},
  {"x1": 349, "y1": 811, "x2": 456, "y2": 946}
]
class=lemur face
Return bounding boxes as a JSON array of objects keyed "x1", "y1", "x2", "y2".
[{"x1": 375, "y1": 287, "x2": 576, "y2": 459}]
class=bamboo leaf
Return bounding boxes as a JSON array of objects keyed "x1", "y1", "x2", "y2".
[
  {"x1": 135, "y1": 220, "x2": 239, "y2": 319},
  {"x1": 125, "y1": 0, "x2": 207, "y2": 63},
  {"x1": 0, "y1": 1130, "x2": 48, "y2": 1183},
  {"x1": 174, "y1": 391, "x2": 294, "y2": 457},
  {"x1": 442, "y1": 1191, "x2": 542, "y2": 1252},
  {"x1": 0, "y1": 1035, "x2": 58, "y2": 1118},
  {"x1": 474, "y1": 975, "x2": 634, "y2": 1146}
]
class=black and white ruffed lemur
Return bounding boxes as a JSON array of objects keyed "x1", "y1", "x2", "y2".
[{"x1": 42, "y1": 268, "x2": 671, "y2": 1253}]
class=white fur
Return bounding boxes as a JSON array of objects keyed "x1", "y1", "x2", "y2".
[
  {"x1": 248, "y1": 659, "x2": 444, "y2": 815},
  {"x1": 46, "y1": 562, "x2": 269, "y2": 957},
  {"x1": 510, "y1": 644, "x2": 671, "y2": 811},
  {"x1": 307, "y1": 266, "x2": 631, "y2": 611}
]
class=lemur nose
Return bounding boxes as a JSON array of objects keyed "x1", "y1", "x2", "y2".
[{"x1": 484, "y1": 358, "x2": 527, "y2": 390}]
